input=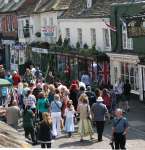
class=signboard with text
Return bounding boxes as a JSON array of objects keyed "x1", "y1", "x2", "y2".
[
  {"x1": 41, "y1": 26, "x2": 56, "y2": 37},
  {"x1": 126, "y1": 15, "x2": 145, "y2": 38}
]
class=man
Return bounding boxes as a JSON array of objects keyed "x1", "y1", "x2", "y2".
[
  {"x1": 23, "y1": 68, "x2": 34, "y2": 84},
  {"x1": 112, "y1": 109, "x2": 128, "y2": 149},
  {"x1": 81, "y1": 72, "x2": 91, "y2": 87},
  {"x1": 85, "y1": 86, "x2": 96, "y2": 107},
  {"x1": 123, "y1": 79, "x2": 131, "y2": 112},
  {"x1": 5, "y1": 100, "x2": 20, "y2": 129},
  {"x1": 114, "y1": 78, "x2": 124, "y2": 106},
  {"x1": 23, "y1": 105, "x2": 36, "y2": 145},
  {"x1": 91, "y1": 96, "x2": 108, "y2": 142}
]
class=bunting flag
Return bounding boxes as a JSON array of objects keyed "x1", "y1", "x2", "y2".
[
  {"x1": 97, "y1": 63, "x2": 110, "y2": 85},
  {"x1": 102, "y1": 19, "x2": 117, "y2": 32}
]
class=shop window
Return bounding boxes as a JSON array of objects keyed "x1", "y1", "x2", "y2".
[{"x1": 120, "y1": 62, "x2": 139, "y2": 91}]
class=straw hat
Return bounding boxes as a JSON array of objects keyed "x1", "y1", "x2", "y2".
[{"x1": 97, "y1": 96, "x2": 104, "y2": 102}]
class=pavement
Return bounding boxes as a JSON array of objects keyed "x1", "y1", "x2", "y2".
[{"x1": 19, "y1": 98, "x2": 145, "y2": 149}]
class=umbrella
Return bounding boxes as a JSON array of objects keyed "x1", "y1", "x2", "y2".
[{"x1": 0, "y1": 79, "x2": 12, "y2": 87}]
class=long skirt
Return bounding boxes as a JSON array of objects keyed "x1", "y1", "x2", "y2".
[{"x1": 78, "y1": 118, "x2": 94, "y2": 137}]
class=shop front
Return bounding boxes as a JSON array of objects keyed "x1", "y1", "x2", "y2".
[{"x1": 107, "y1": 53, "x2": 145, "y2": 100}]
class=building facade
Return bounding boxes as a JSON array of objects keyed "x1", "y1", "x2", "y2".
[{"x1": 108, "y1": 1, "x2": 145, "y2": 101}]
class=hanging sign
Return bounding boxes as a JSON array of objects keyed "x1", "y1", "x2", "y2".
[{"x1": 126, "y1": 15, "x2": 145, "y2": 38}]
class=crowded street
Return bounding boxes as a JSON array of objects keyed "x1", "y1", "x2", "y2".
[{"x1": 1, "y1": 0, "x2": 145, "y2": 149}]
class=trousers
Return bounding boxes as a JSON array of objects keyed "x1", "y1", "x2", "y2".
[
  {"x1": 95, "y1": 121, "x2": 105, "y2": 141},
  {"x1": 41, "y1": 143, "x2": 51, "y2": 148},
  {"x1": 51, "y1": 112, "x2": 61, "y2": 136},
  {"x1": 114, "y1": 133, "x2": 126, "y2": 149}
]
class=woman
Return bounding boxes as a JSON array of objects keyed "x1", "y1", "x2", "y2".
[
  {"x1": 43, "y1": 84, "x2": 50, "y2": 98},
  {"x1": 38, "y1": 112, "x2": 52, "y2": 148},
  {"x1": 51, "y1": 94, "x2": 62, "y2": 138},
  {"x1": 69, "y1": 82, "x2": 79, "y2": 110},
  {"x1": 77, "y1": 94, "x2": 94, "y2": 141},
  {"x1": 37, "y1": 92, "x2": 49, "y2": 121},
  {"x1": 102, "y1": 89, "x2": 111, "y2": 112},
  {"x1": 48, "y1": 84, "x2": 55, "y2": 104}
]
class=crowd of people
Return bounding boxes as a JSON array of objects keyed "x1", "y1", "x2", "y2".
[{"x1": 0, "y1": 65, "x2": 131, "y2": 149}]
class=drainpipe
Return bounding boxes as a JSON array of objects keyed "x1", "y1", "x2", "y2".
[{"x1": 112, "y1": 6, "x2": 119, "y2": 52}]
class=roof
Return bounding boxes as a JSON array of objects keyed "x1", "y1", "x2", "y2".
[
  {"x1": 60, "y1": 0, "x2": 128, "y2": 19},
  {"x1": 0, "y1": 0, "x2": 26, "y2": 13},
  {"x1": 17, "y1": 0, "x2": 40, "y2": 16},
  {"x1": 33, "y1": 0, "x2": 72, "y2": 13}
]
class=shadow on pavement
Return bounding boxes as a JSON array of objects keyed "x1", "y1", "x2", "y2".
[{"x1": 59, "y1": 139, "x2": 98, "y2": 148}]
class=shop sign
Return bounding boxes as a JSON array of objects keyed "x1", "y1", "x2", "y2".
[
  {"x1": 41, "y1": 26, "x2": 56, "y2": 37},
  {"x1": 32, "y1": 47, "x2": 48, "y2": 54},
  {"x1": 126, "y1": 15, "x2": 145, "y2": 38}
]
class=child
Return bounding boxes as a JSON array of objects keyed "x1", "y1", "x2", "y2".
[
  {"x1": 38, "y1": 112, "x2": 52, "y2": 148},
  {"x1": 64, "y1": 100, "x2": 75, "y2": 137}
]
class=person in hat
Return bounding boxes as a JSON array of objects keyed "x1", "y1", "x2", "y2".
[
  {"x1": 85, "y1": 86, "x2": 96, "y2": 108},
  {"x1": 91, "y1": 96, "x2": 108, "y2": 142}
]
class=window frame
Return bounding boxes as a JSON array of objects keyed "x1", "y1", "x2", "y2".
[
  {"x1": 90, "y1": 28, "x2": 96, "y2": 46},
  {"x1": 103, "y1": 28, "x2": 110, "y2": 48},
  {"x1": 122, "y1": 25, "x2": 133, "y2": 50},
  {"x1": 77, "y1": 28, "x2": 83, "y2": 47}
]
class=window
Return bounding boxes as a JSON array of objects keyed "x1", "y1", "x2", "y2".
[
  {"x1": 90, "y1": 28, "x2": 96, "y2": 46},
  {"x1": 87, "y1": 0, "x2": 92, "y2": 8},
  {"x1": 103, "y1": 28, "x2": 110, "y2": 48},
  {"x1": 120, "y1": 62, "x2": 139, "y2": 91},
  {"x1": 77, "y1": 28, "x2": 82, "y2": 47},
  {"x1": 49, "y1": 17, "x2": 53, "y2": 26},
  {"x1": 65, "y1": 28, "x2": 70, "y2": 40},
  {"x1": 122, "y1": 25, "x2": 133, "y2": 50}
]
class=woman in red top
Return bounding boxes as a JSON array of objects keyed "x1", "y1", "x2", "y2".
[
  {"x1": 12, "y1": 71, "x2": 21, "y2": 87},
  {"x1": 102, "y1": 88, "x2": 111, "y2": 112}
]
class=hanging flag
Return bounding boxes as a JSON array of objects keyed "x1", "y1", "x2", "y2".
[
  {"x1": 105, "y1": 22, "x2": 117, "y2": 32},
  {"x1": 102, "y1": 19, "x2": 116, "y2": 32}
]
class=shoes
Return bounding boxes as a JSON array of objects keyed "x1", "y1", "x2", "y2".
[
  {"x1": 80, "y1": 139, "x2": 84, "y2": 142},
  {"x1": 52, "y1": 136, "x2": 56, "y2": 139},
  {"x1": 98, "y1": 139, "x2": 103, "y2": 142}
]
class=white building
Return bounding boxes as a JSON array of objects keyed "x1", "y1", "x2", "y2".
[
  {"x1": 58, "y1": 0, "x2": 114, "y2": 52},
  {"x1": 18, "y1": 0, "x2": 72, "y2": 44},
  {"x1": 59, "y1": 18, "x2": 111, "y2": 51}
]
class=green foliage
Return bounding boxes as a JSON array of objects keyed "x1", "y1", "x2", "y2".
[
  {"x1": 57, "y1": 35, "x2": 63, "y2": 46},
  {"x1": 83, "y1": 43, "x2": 89, "y2": 49},
  {"x1": 63, "y1": 38, "x2": 69, "y2": 48},
  {"x1": 76, "y1": 42, "x2": 80, "y2": 49}
]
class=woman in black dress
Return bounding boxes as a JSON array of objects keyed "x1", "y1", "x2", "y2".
[{"x1": 38, "y1": 112, "x2": 52, "y2": 148}]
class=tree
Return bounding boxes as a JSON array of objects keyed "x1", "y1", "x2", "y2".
[
  {"x1": 76, "y1": 42, "x2": 80, "y2": 49},
  {"x1": 57, "y1": 35, "x2": 63, "y2": 46},
  {"x1": 83, "y1": 43, "x2": 88, "y2": 49}
]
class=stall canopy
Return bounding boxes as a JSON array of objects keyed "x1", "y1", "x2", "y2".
[{"x1": 0, "y1": 79, "x2": 12, "y2": 87}]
